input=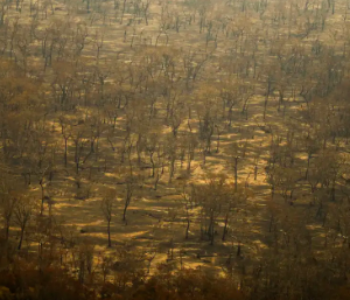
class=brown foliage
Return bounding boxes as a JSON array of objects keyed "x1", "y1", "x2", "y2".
[{"x1": 132, "y1": 269, "x2": 245, "y2": 300}]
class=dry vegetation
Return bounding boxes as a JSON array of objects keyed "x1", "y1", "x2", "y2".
[{"x1": 1, "y1": 0, "x2": 350, "y2": 299}]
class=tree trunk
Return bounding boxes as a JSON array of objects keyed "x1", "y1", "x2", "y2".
[
  {"x1": 40, "y1": 181, "x2": 44, "y2": 216},
  {"x1": 263, "y1": 81, "x2": 272, "y2": 120},
  {"x1": 234, "y1": 157, "x2": 238, "y2": 192},
  {"x1": 107, "y1": 220, "x2": 111, "y2": 247},
  {"x1": 216, "y1": 130, "x2": 220, "y2": 153},
  {"x1": 64, "y1": 138, "x2": 68, "y2": 167},
  {"x1": 222, "y1": 213, "x2": 229, "y2": 241},
  {"x1": 263, "y1": 93, "x2": 269, "y2": 120},
  {"x1": 5, "y1": 220, "x2": 10, "y2": 241},
  {"x1": 123, "y1": 202, "x2": 128, "y2": 223},
  {"x1": 18, "y1": 227, "x2": 25, "y2": 250},
  {"x1": 305, "y1": 153, "x2": 311, "y2": 179},
  {"x1": 150, "y1": 153, "x2": 155, "y2": 177},
  {"x1": 185, "y1": 218, "x2": 190, "y2": 239}
]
